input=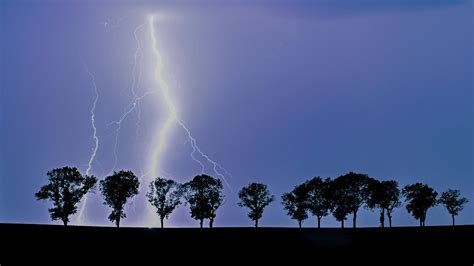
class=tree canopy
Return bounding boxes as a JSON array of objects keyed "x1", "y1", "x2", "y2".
[
  {"x1": 282, "y1": 183, "x2": 309, "y2": 228},
  {"x1": 402, "y1": 183, "x2": 438, "y2": 227},
  {"x1": 238, "y1": 182, "x2": 274, "y2": 227},
  {"x1": 305, "y1": 177, "x2": 332, "y2": 228},
  {"x1": 439, "y1": 189, "x2": 468, "y2": 226},
  {"x1": 330, "y1": 172, "x2": 370, "y2": 228},
  {"x1": 35, "y1": 166, "x2": 97, "y2": 226},
  {"x1": 147, "y1": 177, "x2": 183, "y2": 228},
  {"x1": 183, "y1": 174, "x2": 224, "y2": 228},
  {"x1": 367, "y1": 179, "x2": 401, "y2": 227},
  {"x1": 100, "y1": 170, "x2": 139, "y2": 227}
]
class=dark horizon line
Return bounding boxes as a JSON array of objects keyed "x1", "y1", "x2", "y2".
[{"x1": 1, "y1": 222, "x2": 473, "y2": 229}]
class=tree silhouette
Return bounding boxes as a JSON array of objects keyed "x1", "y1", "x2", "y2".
[
  {"x1": 100, "y1": 170, "x2": 139, "y2": 228},
  {"x1": 183, "y1": 174, "x2": 224, "y2": 228},
  {"x1": 282, "y1": 183, "x2": 309, "y2": 228},
  {"x1": 382, "y1": 181, "x2": 401, "y2": 228},
  {"x1": 331, "y1": 172, "x2": 370, "y2": 228},
  {"x1": 146, "y1": 177, "x2": 183, "y2": 228},
  {"x1": 35, "y1": 166, "x2": 97, "y2": 226},
  {"x1": 328, "y1": 178, "x2": 351, "y2": 228},
  {"x1": 367, "y1": 179, "x2": 401, "y2": 228},
  {"x1": 207, "y1": 182, "x2": 225, "y2": 228},
  {"x1": 367, "y1": 179, "x2": 384, "y2": 227},
  {"x1": 305, "y1": 177, "x2": 332, "y2": 228},
  {"x1": 402, "y1": 183, "x2": 438, "y2": 227},
  {"x1": 332, "y1": 206, "x2": 349, "y2": 228},
  {"x1": 439, "y1": 189, "x2": 468, "y2": 226},
  {"x1": 238, "y1": 182, "x2": 274, "y2": 228}
]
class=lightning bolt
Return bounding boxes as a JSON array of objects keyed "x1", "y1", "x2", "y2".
[
  {"x1": 148, "y1": 15, "x2": 231, "y2": 191},
  {"x1": 76, "y1": 58, "x2": 100, "y2": 224},
  {"x1": 76, "y1": 16, "x2": 233, "y2": 227},
  {"x1": 108, "y1": 23, "x2": 150, "y2": 173}
]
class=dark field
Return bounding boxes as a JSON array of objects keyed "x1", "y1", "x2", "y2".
[{"x1": 0, "y1": 224, "x2": 472, "y2": 262}]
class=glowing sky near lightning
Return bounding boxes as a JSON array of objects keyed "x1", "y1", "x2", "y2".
[{"x1": 0, "y1": 0, "x2": 472, "y2": 227}]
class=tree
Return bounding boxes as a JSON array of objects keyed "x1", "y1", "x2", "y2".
[
  {"x1": 305, "y1": 177, "x2": 332, "y2": 228},
  {"x1": 402, "y1": 183, "x2": 438, "y2": 227},
  {"x1": 367, "y1": 179, "x2": 384, "y2": 227},
  {"x1": 367, "y1": 179, "x2": 401, "y2": 228},
  {"x1": 382, "y1": 181, "x2": 401, "y2": 228},
  {"x1": 35, "y1": 166, "x2": 97, "y2": 226},
  {"x1": 100, "y1": 170, "x2": 139, "y2": 228},
  {"x1": 282, "y1": 183, "x2": 309, "y2": 228},
  {"x1": 238, "y1": 183, "x2": 274, "y2": 228},
  {"x1": 328, "y1": 178, "x2": 351, "y2": 228},
  {"x1": 146, "y1": 177, "x2": 183, "y2": 228},
  {"x1": 332, "y1": 206, "x2": 349, "y2": 228},
  {"x1": 207, "y1": 182, "x2": 225, "y2": 228},
  {"x1": 439, "y1": 189, "x2": 468, "y2": 226},
  {"x1": 183, "y1": 175, "x2": 224, "y2": 228},
  {"x1": 331, "y1": 172, "x2": 370, "y2": 228}
]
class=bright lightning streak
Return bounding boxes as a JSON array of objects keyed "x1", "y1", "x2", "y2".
[
  {"x1": 148, "y1": 15, "x2": 177, "y2": 179},
  {"x1": 85, "y1": 68, "x2": 100, "y2": 177},
  {"x1": 77, "y1": 16, "x2": 233, "y2": 227},
  {"x1": 148, "y1": 15, "x2": 231, "y2": 191},
  {"x1": 76, "y1": 58, "x2": 100, "y2": 224}
]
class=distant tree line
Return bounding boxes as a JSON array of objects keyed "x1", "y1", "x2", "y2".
[{"x1": 36, "y1": 167, "x2": 468, "y2": 228}]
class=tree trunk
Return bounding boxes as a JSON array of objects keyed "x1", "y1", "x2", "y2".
[
  {"x1": 317, "y1": 216, "x2": 321, "y2": 229},
  {"x1": 116, "y1": 217, "x2": 120, "y2": 228},
  {"x1": 452, "y1": 214, "x2": 455, "y2": 226},
  {"x1": 380, "y1": 208, "x2": 385, "y2": 228},
  {"x1": 63, "y1": 219, "x2": 68, "y2": 226},
  {"x1": 160, "y1": 217, "x2": 164, "y2": 228},
  {"x1": 255, "y1": 219, "x2": 258, "y2": 228},
  {"x1": 298, "y1": 220, "x2": 302, "y2": 228},
  {"x1": 419, "y1": 219, "x2": 422, "y2": 227},
  {"x1": 341, "y1": 220, "x2": 344, "y2": 228},
  {"x1": 200, "y1": 219, "x2": 203, "y2": 228},
  {"x1": 210, "y1": 218, "x2": 214, "y2": 228},
  {"x1": 353, "y1": 210, "x2": 357, "y2": 228},
  {"x1": 387, "y1": 211, "x2": 392, "y2": 228}
]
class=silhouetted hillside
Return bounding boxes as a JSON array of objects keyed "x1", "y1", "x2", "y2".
[{"x1": 0, "y1": 224, "x2": 471, "y2": 262}]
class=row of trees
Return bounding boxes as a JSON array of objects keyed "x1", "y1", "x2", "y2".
[
  {"x1": 281, "y1": 172, "x2": 468, "y2": 228},
  {"x1": 35, "y1": 167, "x2": 224, "y2": 228},
  {"x1": 36, "y1": 167, "x2": 468, "y2": 228}
]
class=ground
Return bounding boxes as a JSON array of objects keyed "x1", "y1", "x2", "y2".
[{"x1": 0, "y1": 223, "x2": 471, "y2": 262}]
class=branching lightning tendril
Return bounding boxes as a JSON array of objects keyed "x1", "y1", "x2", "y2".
[
  {"x1": 108, "y1": 23, "x2": 149, "y2": 173},
  {"x1": 76, "y1": 58, "x2": 100, "y2": 224}
]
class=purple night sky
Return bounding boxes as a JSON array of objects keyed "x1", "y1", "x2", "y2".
[{"x1": 0, "y1": 0, "x2": 472, "y2": 227}]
